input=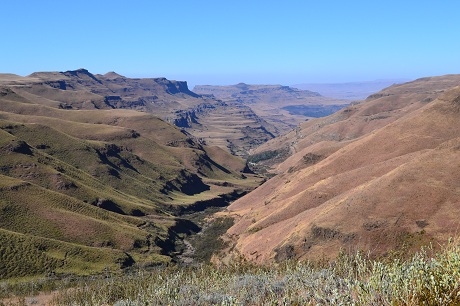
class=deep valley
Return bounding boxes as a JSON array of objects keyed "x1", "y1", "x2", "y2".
[{"x1": 2, "y1": 70, "x2": 460, "y2": 305}]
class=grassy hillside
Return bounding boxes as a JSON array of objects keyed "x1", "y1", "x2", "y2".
[
  {"x1": 0, "y1": 80, "x2": 260, "y2": 279},
  {"x1": 0, "y1": 229, "x2": 134, "y2": 279},
  {"x1": 221, "y1": 76, "x2": 460, "y2": 263},
  {"x1": 0, "y1": 69, "x2": 278, "y2": 156}
]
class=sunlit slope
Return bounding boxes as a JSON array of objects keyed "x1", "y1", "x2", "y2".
[
  {"x1": 219, "y1": 76, "x2": 460, "y2": 263},
  {"x1": 189, "y1": 102, "x2": 276, "y2": 156},
  {"x1": 252, "y1": 74, "x2": 460, "y2": 173}
]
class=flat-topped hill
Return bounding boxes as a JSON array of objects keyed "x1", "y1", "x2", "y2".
[
  {"x1": 1, "y1": 70, "x2": 277, "y2": 156},
  {"x1": 194, "y1": 83, "x2": 349, "y2": 134}
]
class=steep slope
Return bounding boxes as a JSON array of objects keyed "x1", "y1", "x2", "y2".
[
  {"x1": 187, "y1": 102, "x2": 276, "y2": 156},
  {"x1": 1, "y1": 70, "x2": 276, "y2": 156},
  {"x1": 251, "y1": 74, "x2": 460, "y2": 173},
  {"x1": 0, "y1": 79, "x2": 261, "y2": 278},
  {"x1": 194, "y1": 83, "x2": 349, "y2": 134},
  {"x1": 217, "y1": 75, "x2": 460, "y2": 263}
]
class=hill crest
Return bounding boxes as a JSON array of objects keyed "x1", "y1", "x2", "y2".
[{"x1": 0, "y1": 69, "x2": 277, "y2": 156}]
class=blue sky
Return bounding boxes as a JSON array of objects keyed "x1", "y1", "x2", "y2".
[{"x1": 2, "y1": 1, "x2": 459, "y2": 87}]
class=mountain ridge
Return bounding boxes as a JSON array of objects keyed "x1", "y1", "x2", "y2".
[
  {"x1": 292, "y1": 79, "x2": 410, "y2": 100},
  {"x1": 193, "y1": 83, "x2": 349, "y2": 135},
  {"x1": 1, "y1": 69, "x2": 276, "y2": 156},
  {"x1": 216, "y1": 74, "x2": 460, "y2": 263}
]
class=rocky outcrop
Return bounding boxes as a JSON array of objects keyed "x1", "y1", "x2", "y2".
[
  {"x1": 2, "y1": 69, "x2": 280, "y2": 155},
  {"x1": 173, "y1": 110, "x2": 200, "y2": 128},
  {"x1": 194, "y1": 83, "x2": 349, "y2": 135}
]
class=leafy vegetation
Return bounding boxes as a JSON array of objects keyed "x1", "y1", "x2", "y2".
[
  {"x1": 247, "y1": 149, "x2": 287, "y2": 164},
  {"x1": 187, "y1": 217, "x2": 234, "y2": 262}
]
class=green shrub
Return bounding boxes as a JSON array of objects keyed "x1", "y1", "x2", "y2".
[{"x1": 247, "y1": 149, "x2": 284, "y2": 163}]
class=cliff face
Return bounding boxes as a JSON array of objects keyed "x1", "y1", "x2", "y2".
[
  {"x1": 27, "y1": 68, "x2": 203, "y2": 112},
  {"x1": 194, "y1": 83, "x2": 349, "y2": 135},
  {"x1": 4, "y1": 69, "x2": 276, "y2": 156},
  {"x1": 194, "y1": 83, "x2": 321, "y2": 98},
  {"x1": 0, "y1": 74, "x2": 267, "y2": 277},
  {"x1": 217, "y1": 75, "x2": 460, "y2": 263},
  {"x1": 173, "y1": 110, "x2": 201, "y2": 128}
]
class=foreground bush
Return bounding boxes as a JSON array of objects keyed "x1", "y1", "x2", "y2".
[
  {"x1": 2, "y1": 242, "x2": 460, "y2": 305},
  {"x1": 47, "y1": 242, "x2": 460, "y2": 305}
]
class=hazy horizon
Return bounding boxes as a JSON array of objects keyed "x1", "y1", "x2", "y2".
[{"x1": 3, "y1": 69, "x2": 411, "y2": 90}]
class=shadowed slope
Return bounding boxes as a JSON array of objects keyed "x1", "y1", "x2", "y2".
[{"x1": 0, "y1": 77, "x2": 261, "y2": 278}]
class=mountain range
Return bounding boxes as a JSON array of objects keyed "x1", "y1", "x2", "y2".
[
  {"x1": 2, "y1": 69, "x2": 460, "y2": 278},
  {"x1": 194, "y1": 83, "x2": 349, "y2": 135},
  {"x1": 0, "y1": 69, "x2": 277, "y2": 157}
]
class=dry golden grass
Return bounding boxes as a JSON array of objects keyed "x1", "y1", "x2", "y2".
[{"x1": 222, "y1": 78, "x2": 460, "y2": 263}]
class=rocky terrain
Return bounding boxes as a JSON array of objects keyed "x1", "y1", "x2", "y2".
[
  {"x1": 194, "y1": 83, "x2": 349, "y2": 135},
  {"x1": 0, "y1": 69, "x2": 276, "y2": 156},
  {"x1": 3, "y1": 69, "x2": 460, "y2": 279},
  {"x1": 217, "y1": 75, "x2": 460, "y2": 263},
  {"x1": 0, "y1": 73, "x2": 263, "y2": 278}
]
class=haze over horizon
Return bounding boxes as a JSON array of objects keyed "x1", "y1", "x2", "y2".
[{"x1": 2, "y1": 0, "x2": 459, "y2": 87}]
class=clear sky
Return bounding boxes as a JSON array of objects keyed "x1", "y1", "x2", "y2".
[{"x1": 2, "y1": 0, "x2": 459, "y2": 87}]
